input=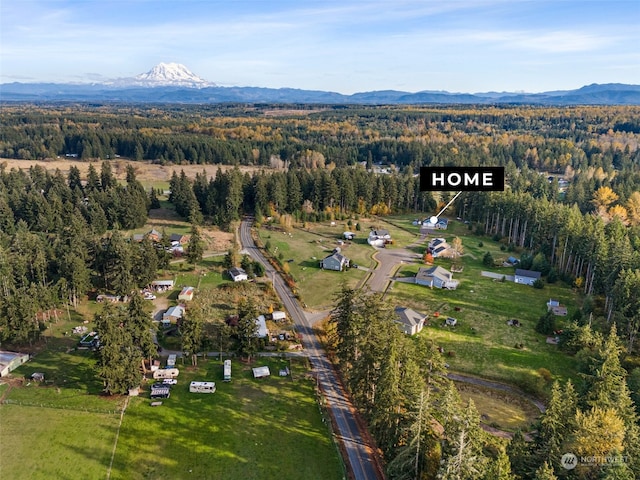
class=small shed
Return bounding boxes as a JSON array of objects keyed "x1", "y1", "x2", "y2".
[
  {"x1": 178, "y1": 286, "x2": 195, "y2": 302},
  {"x1": 31, "y1": 372, "x2": 45, "y2": 382},
  {"x1": 151, "y1": 279, "x2": 175, "y2": 291},
  {"x1": 252, "y1": 366, "x2": 271, "y2": 378},
  {"x1": 445, "y1": 317, "x2": 457, "y2": 327},
  {"x1": 271, "y1": 311, "x2": 286, "y2": 322}
]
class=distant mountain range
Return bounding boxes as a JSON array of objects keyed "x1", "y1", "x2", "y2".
[{"x1": 2, "y1": 63, "x2": 639, "y2": 105}]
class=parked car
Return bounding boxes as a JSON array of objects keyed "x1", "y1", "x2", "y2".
[
  {"x1": 144, "y1": 293, "x2": 156, "y2": 300},
  {"x1": 162, "y1": 379, "x2": 178, "y2": 385}
]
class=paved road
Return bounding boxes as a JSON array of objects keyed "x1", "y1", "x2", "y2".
[{"x1": 240, "y1": 220, "x2": 382, "y2": 480}]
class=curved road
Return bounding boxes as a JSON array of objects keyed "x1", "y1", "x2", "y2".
[{"x1": 240, "y1": 220, "x2": 382, "y2": 480}]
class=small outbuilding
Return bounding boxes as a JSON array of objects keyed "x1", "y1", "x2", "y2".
[
  {"x1": 162, "y1": 305, "x2": 184, "y2": 325},
  {"x1": 178, "y1": 286, "x2": 195, "y2": 302},
  {"x1": 255, "y1": 315, "x2": 269, "y2": 338},
  {"x1": 151, "y1": 279, "x2": 175, "y2": 291},
  {"x1": 271, "y1": 311, "x2": 286, "y2": 321},
  {"x1": 252, "y1": 366, "x2": 271, "y2": 379}
]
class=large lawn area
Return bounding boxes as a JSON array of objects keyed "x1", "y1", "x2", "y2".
[
  {"x1": 386, "y1": 216, "x2": 582, "y2": 394},
  {"x1": 1, "y1": 347, "x2": 343, "y2": 480},
  {"x1": 256, "y1": 216, "x2": 422, "y2": 309}
]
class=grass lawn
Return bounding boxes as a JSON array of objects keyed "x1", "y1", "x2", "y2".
[
  {"x1": 258, "y1": 225, "x2": 370, "y2": 309},
  {"x1": 110, "y1": 357, "x2": 344, "y2": 480},
  {"x1": 456, "y1": 383, "x2": 541, "y2": 432},
  {"x1": 386, "y1": 216, "x2": 582, "y2": 394},
  {"x1": 2, "y1": 348, "x2": 343, "y2": 480}
]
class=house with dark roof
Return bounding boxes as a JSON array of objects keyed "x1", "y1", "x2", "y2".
[
  {"x1": 229, "y1": 267, "x2": 248, "y2": 282},
  {"x1": 428, "y1": 237, "x2": 457, "y2": 258},
  {"x1": 394, "y1": 307, "x2": 427, "y2": 335},
  {"x1": 169, "y1": 233, "x2": 189, "y2": 245},
  {"x1": 514, "y1": 269, "x2": 541, "y2": 286},
  {"x1": 415, "y1": 266, "x2": 459, "y2": 289},
  {"x1": 320, "y1": 251, "x2": 349, "y2": 271}
]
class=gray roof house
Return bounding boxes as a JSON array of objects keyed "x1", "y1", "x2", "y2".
[
  {"x1": 320, "y1": 252, "x2": 349, "y2": 271},
  {"x1": 514, "y1": 269, "x2": 541, "y2": 286},
  {"x1": 394, "y1": 307, "x2": 427, "y2": 335},
  {"x1": 415, "y1": 266, "x2": 459, "y2": 289}
]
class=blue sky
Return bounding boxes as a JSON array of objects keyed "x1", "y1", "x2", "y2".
[{"x1": 1, "y1": 0, "x2": 638, "y2": 94}]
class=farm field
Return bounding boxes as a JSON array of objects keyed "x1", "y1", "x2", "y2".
[
  {"x1": 0, "y1": 157, "x2": 265, "y2": 189},
  {"x1": 1, "y1": 345, "x2": 343, "y2": 480},
  {"x1": 385, "y1": 216, "x2": 581, "y2": 394}
]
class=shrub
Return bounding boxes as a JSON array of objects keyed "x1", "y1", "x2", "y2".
[
  {"x1": 547, "y1": 268, "x2": 558, "y2": 283},
  {"x1": 482, "y1": 251, "x2": 494, "y2": 267},
  {"x1": 536, "y1": 311, "x2": 556, "y2": 335},
  {"x1": 500, "y1": 244, "x2": 507, "y2": 251},
  {"x1": 478, "y1": 241, "x2": 484, "y2": 247},
  {"x1": 533, "y1": 279, "x2": 544, "y2": 289},
  {"x1": 537, "y1": 367, "x2": 553, "y2": 383}
]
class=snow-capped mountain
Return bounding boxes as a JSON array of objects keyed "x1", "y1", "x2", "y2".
[{"x1": 109, "y1": 63, "x2": 215, "y2": 88}]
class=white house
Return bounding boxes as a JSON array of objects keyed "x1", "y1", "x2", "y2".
[
  {"x1": 394, "y1": 307, "x2": 427, "y2": 335},
  {"x1": 229, "y1": 267, "x2": 248, "y2": 282},
  {"x1": 514, "y1": 269, "x2": 541, "y2": 286},
  {"x1": 415, "y1": 266, "x2": 459, "y2": 289}
]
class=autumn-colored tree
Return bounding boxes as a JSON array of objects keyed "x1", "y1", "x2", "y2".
[
  {"x1": 451, "y1": 236, "x2": 464, "y2": 257},
  {"x1": 592, "y1": 186, "x2": 619, "y2": 210},
  {"x1": 626, "y1": 191, "x2": 640, "y2": 226}
]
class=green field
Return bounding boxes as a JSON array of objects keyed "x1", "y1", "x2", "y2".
[
  {"x1": 385, "y1": 216, "x2": 581, "y2": 394},
  {"x1": 256, "y1": 216, "x2": 423, "y2": 309},
  {"x1": 1, "y1": 346, "x2": 343, "y2": 480}
]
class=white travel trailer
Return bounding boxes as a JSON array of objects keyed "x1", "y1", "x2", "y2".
[
  {"x1": 153, "y1": 368, "x2": 179, "y2": 380},
  {"x1": 189, "y1": 381, "x2": 216, "y2": 393},
  {"x1": 223, "y1": 360, "x2": 231, "y2": 382}
]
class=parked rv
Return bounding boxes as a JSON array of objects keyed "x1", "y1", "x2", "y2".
[
  {"x1": 189, "y1": 381, "x2": 216, "y2": 393},
  {"x1": 153, "y1": 368, "x2": 179, "y2": 380}
]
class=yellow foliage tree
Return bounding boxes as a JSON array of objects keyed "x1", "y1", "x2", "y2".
[
  {"x1": 570, "y1": 407, "x2": 625, "y2": 473},
  {"x1": 608, "y1": 205, "x2": 629, "y2": 225},
  {"x1": 592, "y1": 186, "x2": 619, "y2": 209},
  {"x1": 626, "y1": 191, "x2": 640, "y2": 226}
]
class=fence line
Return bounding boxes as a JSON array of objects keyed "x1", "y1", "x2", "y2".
[{"x1": 0, "y1": 398, "x2": 121, "y2": 415}]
